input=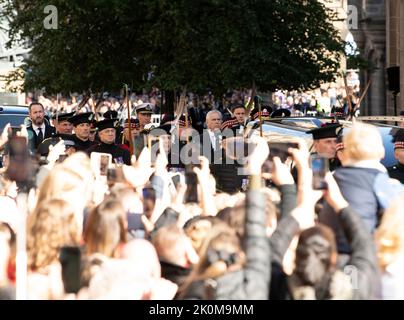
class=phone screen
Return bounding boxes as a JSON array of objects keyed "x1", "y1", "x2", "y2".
[
  {"x1": 58, "y1": 154, "x2": 68, "y2": 163},
  {"x1": 100, "y1": 155, "x2": 109, "y2": 176},
  {"x1": 8, "y1": 126, "x2": 20, "y2": 138},
  {"x1": 6, "y1": 136, "x2": 31, "y2": 183},
  {"x1": 184, "y1": 172, "x2": 198, "y2": 203},
  {"x1": 311, "y1": 156, "x2": 328, "y2": 190},
  {"x1": 262, "y1": 142, "x2": 298, "y2": 173},
  {"x1": 268, "y1": 142, "x2": 299, "y2": 162},
  {"x1": 59, "y1": 246, "x2": 81, "y2": 294},
  {"x1": 107, "y1": 166, "x2": 125, "y2": 183}
]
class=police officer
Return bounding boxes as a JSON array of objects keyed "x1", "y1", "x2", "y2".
[
  {"x1": 387, "y1": 129, "x2": 404, "y2": 183},
  {"x1": 68, "y1": 112, "x2": 96, "y2": 152},
  {"x1": 306, "y1": 123, "x2": 343, "y2": 171},
  {"x1": 133, "y1": 103, "x2": 154, "y2": 158},
  {"x1": 87, "y1": 118, "x2": 131, "y2": 165}
]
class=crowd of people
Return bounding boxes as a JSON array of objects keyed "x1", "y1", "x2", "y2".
[{"x1": 0, "y1": 90, "x2": 403, "y2": 300}]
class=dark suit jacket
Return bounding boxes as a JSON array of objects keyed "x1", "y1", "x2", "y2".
[
  {"x1": 27, "y1": 124, "x2": 56, "y2": 151},
  {"x1": 188, "y1": 107, "x2": 205, "y2": 134}
]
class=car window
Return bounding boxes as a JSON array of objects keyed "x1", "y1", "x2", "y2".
[
  {"x1": 379, "y1": 127, "x2": 396, "y2": 168},
  {"x1": 251, "y1": 121, "x2": 398, "y2": 168},
  {"x1": 331, "y1": 126, "x2": 396, "y2": 168},
  {"x1": 0, "y1": 114, "x2": 28, "y2": 131}
]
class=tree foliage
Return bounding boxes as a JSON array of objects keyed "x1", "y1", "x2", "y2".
[{"x1": 1, "y1": 0, "x2": 345, "y2": 95}]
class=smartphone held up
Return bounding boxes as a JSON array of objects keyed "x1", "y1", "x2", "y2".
[
  {"x1": 311, "y1": 155, "x2": 329, "y2": 190},
  {"x1": 90, "y1": 152, "x2": 112, "y2": 178},
  {"x1": 184, "y1": 163, "x2": 200, "y2": 203},
  {"x1": 262, "y1": 141, "x2": 298, "y2": 174}
]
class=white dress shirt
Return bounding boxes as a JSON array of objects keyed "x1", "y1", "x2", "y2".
[
  {"x1": 32, "y1": 123, "x2": 46, "y2": 137},
  {"x1": 208, "y1": 129, "x2": 217, "y2": 151}
]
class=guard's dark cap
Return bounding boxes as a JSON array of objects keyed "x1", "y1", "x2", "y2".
[
  {"x1": 221, "y1": 117, "x2": 239, "y2": 130},
  {"x1": 103, "y1": 110, "x2": 118, "y2": 119},
  {"x1": 136, "y1": 103, "x2": 153, "y2": 114},
  {"x1": 124, "y1": 118, "x2": 140, "y2": 129},
  {"x1": 393, "y1": 129, "x2": 404, "y2": 149},
  {"x1": 306, "y1": 123, "x2": 343, "y2": 140},
  {"x1": 52, "y1": 111, "x2": 75, "y2": 122},
  {"x1": 37, "y1": 134, "x2": 76, "y2": 156},
  {"x1": 94, "y1": 118, "x2": 118, "y2": 132},
  {"x1": 271, "y1": 108, "x2": 290, "y2": 118},
  {"x1": 68, "y1": 112, "x2": 94, "y2": 126},
  {"x1": 250, "y1": 106, "x2": 272, "y2": 120}
]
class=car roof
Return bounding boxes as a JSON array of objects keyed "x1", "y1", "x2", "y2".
[
  {"x1": 0, "y1": 105, "x2": 29, "y2": 114},
  {"x1": 247, "y1": 117, "x2": 399, "y2": 167}
]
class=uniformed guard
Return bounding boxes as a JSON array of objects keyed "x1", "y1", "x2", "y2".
[
  {"x1": 37, "y1": 133, "x2": 76, "y2": 158},
  {"x1": 306, "y1": 123, "x2": 343, "y2": 172},
  {"x1": 250, "y1": 106, "x2": 272, "y2": 122},
  {"x1": 68, "y1": 112, "x2": 96, "y2": 152},
  {"x1": 133, "y1": 103, "x2": 154, "y2": 158},
  {"x1": 103, "y1": 110, "x2": 122, "y2": 144},
  {"x1": 221, "y1": 104, "x2": 248, "y2": 135},
  {"x1": 136, "y1": 103, "x2": 154, "y2": 131},
  {"x1": 87, "y1": 118, "x2": 131, "y2": 165},
  {"x1": 118, "y1": 118, "x2": 140, "y2": 152},
  {"x1": 387, "y1": 129, "x2": 404, "y2": 183},
  {"x1": 51, "y1": 111, "x2": 75, "y2": 134}
]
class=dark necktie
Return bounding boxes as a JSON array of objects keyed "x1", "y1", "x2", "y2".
[{"x1": 37, "y1": 127, "x2": 43, "y2": 144}]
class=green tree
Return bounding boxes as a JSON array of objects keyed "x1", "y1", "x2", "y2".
[
  {"x1": 1, "y1": 0, "x2": 345, "y2": 111},
  {"x1": 141, "y1": 0, "x2": 345, "y2": 94},
  {"x1": 1, "y1": 0, "x2": 147, "y2": 93}
]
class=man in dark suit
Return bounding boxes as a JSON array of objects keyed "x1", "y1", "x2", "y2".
[
  {"x1": 201, "y1": 110, "x2": 244, "y2": 193},
  {"x1": 27, "y1": 102, "x2": 56, "y2": 152},
  {"x1": 188, "y1": 103, "x2": 205, "y2": 134}
]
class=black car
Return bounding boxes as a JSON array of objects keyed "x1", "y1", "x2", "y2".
[
  {"x1": 247, "y1": 117, "x2": 400, "y2": 168},
  {"x1": 0, "y1": 105, "x2": 29, "y2": 132}
]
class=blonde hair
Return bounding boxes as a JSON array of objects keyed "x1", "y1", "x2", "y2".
[
  {"x1": 27, "y1": 199, "x2": 80, "y2": 271},
  {"x1": 375, "y1": 195, "x2": 404, "y2": 271},
  {"x1": 343, "y1": 123, "x2": 384, "y2": 161},
  {"x1": 35, "y1": 153, "x2": 94, "y2": 209}
]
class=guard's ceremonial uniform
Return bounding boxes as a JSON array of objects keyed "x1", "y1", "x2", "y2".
[
  {"x1": 87, "y1": 118, "x2": 131, "y2": 165},
  {"x1": 306, "y1": 123, "x2": 343, "y2": 172},
  {"x1": 37, "y1": 134, "x2": 76, "y2": 157},
  {"x1": 387, "y1": 129, "x2": 404, "y2": 183},
  {"x1": 68, "y1": 112, "x2": 96, "y2": 152},
  {"x1": 387, "y1": 163, "x2": 404, "y2": 183},
  {"x1": 87, "y1": 141, "x2": 131, "y2": 165}
]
